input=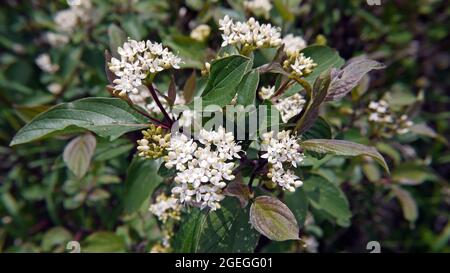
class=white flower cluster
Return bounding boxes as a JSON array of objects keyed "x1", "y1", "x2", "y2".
[
  {"x1": 35, "y1": 53, "x2": 59, "y2": 74},
  {"x1": 275, "y1": 93, "x2": 307, "y2": 122},
  {"x1": 243, "y1": 0, "x2": 272, "y2": 19},
  {"x1": 368, "y1": 100, "x2": 393, "y2": 123},
  {"x1": 282, "y1": 34, "x2": 307, "y2": 57},
  {"x1": 149, "y1": 193, "x2": 182, "y2": 223},
  {"x1": 258, "y1": 86, "x2": 306, "y2": 122},
  {"x1": 54, "y1": 0, "x2": 93, "y2": 34},
  {"x1": 261, "y1": 130, "x2": 304, "y2": 192},
  {"x1": 190, "y1": 24, "x2": 211, "y2": 42},
  {"x1": 44, "y1": 32, "x2": 70, "y2": 48},
  {"x1": 258, "y1": 85, "x2": 275, "y2": 100},
  {"x1": 368, "y1": 100, "x2": 413, "y2": 135},
  {"x1": 44, "y1": 0, "x2": 93, "y2": 47},
  {"x1": 47, "y1": 83, "x2": 63, "y2": 95},
  {"x1": 290, "y1": 53, "x2": 317, "y2": 77},
  {"x1": 177, "y1": 109, "x2": 201, "y2": 129},
  {"x1": 108, "y1": 38, "x2": 182, "y2": 97},
  {"x1": 219, "y1": 16, "x2": 282, "y2": 49},
  {"x1": 165, "y1": 127, "x2": 242, "y2": 211}
]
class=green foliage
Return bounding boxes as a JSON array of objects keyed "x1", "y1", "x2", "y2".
[
  {"x1": 172, "y1": 199, "x2": 259, "y2": 253},
  {"x1": 0, "y1": 0, "x2": 448, "y2": 254},
  {"x1": 10, "y1": 98, "x2": 148, "y2": 146},
  {"x1": 124, "y1": 157, "x2": 163, "y2": 214}
]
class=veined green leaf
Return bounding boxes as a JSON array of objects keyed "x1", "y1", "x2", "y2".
[
  {"x1": 303, "y1": 175, "x2": 352, "y2": 227},
  {"x1": 124, "y1": 157, "x2": 163, "y2": 214},
  {"x1": 237, "y1": 69, "x2": 259, "y2": 107},
  {"x1": 172, "y1": 198, "x2": 259, "y2": 253},
  {"x1": 10, "y1": 98, "x2": 149, "y2": 146},
  {"x1": 301, "y1": 139, "x2": 389, "y2": 173},
  {"x1": 201, "y1": 55, "x2": 250, "y2": 107},
  {"x1": 250, "y1": 196, "x2": 299, "y2": 241}
]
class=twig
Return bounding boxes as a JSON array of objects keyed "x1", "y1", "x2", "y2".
[{"x1": 148, "y1": 84, "x2": 173, "y2": 125}]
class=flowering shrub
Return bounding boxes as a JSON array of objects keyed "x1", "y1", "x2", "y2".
[{"x1": 1, "y1": 0, "x2": 449, "y2": 253}]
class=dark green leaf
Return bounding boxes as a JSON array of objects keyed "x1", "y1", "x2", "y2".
[
  {"x1": 303, "y1": 175, "x2": 351, "y2": 227},
  {"x1": 11, "y1": 98, "x2": 149, "y2": 146},
  {"x1": 81, "y1": 231, "x2": 126, "y2": 253},
  {"x1": 123, "y1": 157, "x2": 163, "y2": 214},
  {"x1": 172, "y1": 198, "x2": 259, "y2": 253},
  {"x1": 237, "y1": 69, "x2": 259, "y2": 106},
  {"x1": 200, "y1": 55, "x2": 250, "y2": 107}
]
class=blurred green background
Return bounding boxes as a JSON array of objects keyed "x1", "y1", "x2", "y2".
[{"x1": 0, "y1": 0, "x2": 449, "y2": 252}]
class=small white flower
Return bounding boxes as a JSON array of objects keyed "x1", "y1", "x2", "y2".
[
  {"x1": 44, "y1": 32, "x2": 70, "y2": 47},
  {"x1": 190, "y1": 24, "x2": 211, "y2": 42},
  {"x1": 54, "y1": 9, "x2": 78, "y2": 33},
  {"x1": 275, "y1": 93, "x2": 307, "y2": 122},
  {"x1": 290, "y1": 53, "x2": 317, "y2": 77},
  {"x1": 258, "y1": 85, "x2": 275, "y2": 100},
  {"x1": 35, "y1": 53, "x2": 59, "y2": 74},
  {"x1": 243, "y1": 0, "x2": 272, "y2": 19},
  {"x1": 47, "y1": 83, "x2": 63, "y2": 95},
  {"x1": 149, "y1": 193, "x2": 182, "y2": 223},
  {"x1": 282, "y1": 34, "x2": 307, "y2": 57}
]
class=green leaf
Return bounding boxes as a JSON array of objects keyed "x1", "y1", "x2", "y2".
[
  {"x1": 302, "y1": 117, "x2": 332, "y2": 140},
  {"x1": 301, "y1": 139, "x2": 389, "y2": 173},
  {"x1": 237, "y1": 69, "x2": 259, "y2": 107},
  {"x1": 284, "y1": 189, "x2": 309, "y2": 227},
  {"x1": 172, "y1": 199, "x2": 259, "y2": 253},
  {"x1": 163, "y1": 34, "x2": 206, "y2": 69},
  {"x1": 391, "y1": 186, "x2": 418, "y2": 224},
  {"x1": 63, "y1": 134, "x2": 97, "y2": 178},
  {"x1": 200, "y1": 55, "x2": 250, "y2": 107},
  {"x1": 41, "y1": 227, "x2": 72, "y2": 252},
  {"x1": 123, "y1": 157, "x2": 163, "y2": 214},
  {"x1": 108, "y1": 24, "x2": 126, "y2": 58},
  {"x1": 303, "y1": 175, "x2": 352, "y2": 227},
  {"x1": 81, "y1": 231, "x2": 126, "y2": 253},
  {"x1": 273, "y1": 0, "x2": 295, "y2": 22},
  {"x1": 392, "y1": 163, "x2": 437, "y2": 185},
  {"x1": 250, "y1": 196, "x2": 300, "y2": 241},
  {"x1": 10, "y1": 98, "x2": 149, "y2": 146},
  {"x1": 157, "y1": 164, "x2": 177, "y2": 178}
]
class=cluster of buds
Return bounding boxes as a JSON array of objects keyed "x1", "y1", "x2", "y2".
[
  {"x1": 149, "y1": 193, "x2": 182, "y2": 223},
  {"x1": 282, "y1": 34, "x2": 307, "y2": 58},
  {"x1": 243, "y1": 0, "x2": 273, "y2": 19},
  {"x1": 258, "y1": 86, "x2": 307, "y2": 122},
  {"x1": 367, "y1": 100, "x2": 414, "y2": 136},
  {"x1": 283, "y1": 53, "x2": 317, "y2": 78},
  {"x1": 190, "y1": 24, "x2": 211, "y2": 42},
  {"x1": 137, "y1": 125, "x2": 170, "y2": 159}
]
